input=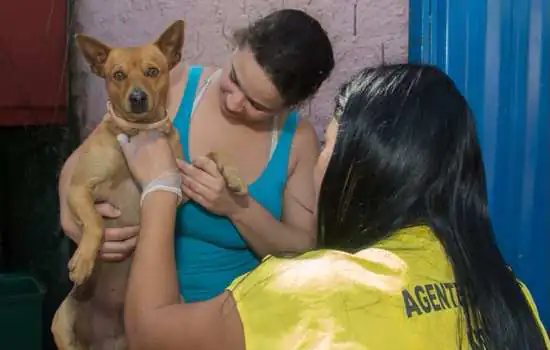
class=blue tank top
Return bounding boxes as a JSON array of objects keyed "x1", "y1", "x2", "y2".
[{"x1": 172, "y1": 65, "x2": 299, "y2": 302}]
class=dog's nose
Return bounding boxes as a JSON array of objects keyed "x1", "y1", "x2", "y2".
[{"x1": 128, "y1": 88, "x2": 148, "y2": 113}]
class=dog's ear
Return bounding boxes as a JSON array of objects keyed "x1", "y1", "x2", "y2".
[
  {"x1": 75, "y1": 34, "x2": 111, "y2": 77},
  {"x1": 154, "y1": 20, "x2": 185, "y2": 70}
]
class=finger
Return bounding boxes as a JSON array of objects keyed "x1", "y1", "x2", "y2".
[
  {"x1": 104, "y1": 226, "x2": 140, "y2": 242},
  {"x1": 180, "y1": 162, "x2": 221, "y2": 190},
  {"x1": 95, "y1": 202, "x2": 121, "y2": 218},
  {"x1": 176, "y1": 158, "x2": 188, "y2": 172},
  {"x1": 117, "y1": 133, "x2": 129, "y2": 143},
  {"x1": 181, "y1": 173, "x2": 216, "y2": 201},
  {"x1": 117, "y1": 133, "x2": 141, "y2": 162},
  {"x1": 99, "y1": 252, "x2": 126, "y2": 262},
  {"x1": 192, "y1": 156, "x2": 222, "y2": 178},
  {"x1": 179, "y1": 160, "x2": 203, "y2": 177},
  {"x1": 100, "y1": 236, "x2": 137, "y2": 255},
  {"x1": 181, "y1": 183, "x2": 211, "y2": 210},
  {"x1": 116, "y1": 133, "x2": 130, "y2": 152}
]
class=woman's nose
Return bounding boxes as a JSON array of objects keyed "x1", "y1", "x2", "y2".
[{"x1": 225, "y1": 91, "x2": 246, "y2": 113}]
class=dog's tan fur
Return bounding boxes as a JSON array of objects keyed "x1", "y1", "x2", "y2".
[{"x1": 51, "y1": 20, "x2": 245, "y2": 350}]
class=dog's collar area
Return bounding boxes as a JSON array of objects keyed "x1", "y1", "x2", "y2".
[{"x1": 106, "y1": 101, "x2": 169, "y2": 132}]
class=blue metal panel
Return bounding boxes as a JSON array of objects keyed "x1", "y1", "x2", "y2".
[{"x1": 409, "y1": 0, "x2": 550, "y2": 326}]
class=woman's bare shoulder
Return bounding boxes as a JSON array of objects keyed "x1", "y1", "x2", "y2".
[
  {"x1": 295, "y1": 117, "x2": 319, "y2": 143},
  {"x1": 288, "y1": 116, "x2": 321, "y2": 170},
  {"x1": 167, "y1": 62, "x2": 219, "y2": 119},
  {"x1": 170, "y1": 63, "x2": 218, "y2": 86}
]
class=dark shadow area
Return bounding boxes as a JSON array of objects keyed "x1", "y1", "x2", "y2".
[{"x1": 0, "y1": 124, "x2": 77, "y2": 350}]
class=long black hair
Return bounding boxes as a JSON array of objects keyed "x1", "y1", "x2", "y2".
[{"x1": 317, "y1": 64, "x2": 547, "y2": 349}]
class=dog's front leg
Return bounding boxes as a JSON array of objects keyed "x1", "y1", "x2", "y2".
[
  {"x1": 66, "y1": 138, "x2": 124, "y2": 286},
  {"x1": 206, "y1": 151, "x2": 247, "y2": 195},
  {"x1": 67, "y1": 181, "x2": 105, "y2": 286}
]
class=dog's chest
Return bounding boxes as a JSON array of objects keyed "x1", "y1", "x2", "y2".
[{"x1": 101, "y1": 174, "x2": 141, "y2": 229}]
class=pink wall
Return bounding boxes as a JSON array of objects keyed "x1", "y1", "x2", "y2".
[{"x1": 72, "y1": 0, "x2": 409, "y2": 138}]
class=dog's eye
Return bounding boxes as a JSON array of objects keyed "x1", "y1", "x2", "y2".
[
  {"x1": 113, "y1": 71, "x2": 126, "y2": 81},
  {"x1": 145, "y1": 67, "x2": 160, "y2": 78}
]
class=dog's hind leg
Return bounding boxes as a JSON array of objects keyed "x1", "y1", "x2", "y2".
[
  {"x1": 90, "y1": 336, "x2": 127, "y2": 350},
  {"x1": 52, "y1": 296, "x2": 86, "y2": 350}
]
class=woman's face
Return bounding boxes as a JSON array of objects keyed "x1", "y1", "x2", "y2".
[
  {"x1": 218, "y1": 47, "x2": 286, "y2": 122},
  {"x1": 314, "y1": 118, "x2": 338, "y2": 198}
]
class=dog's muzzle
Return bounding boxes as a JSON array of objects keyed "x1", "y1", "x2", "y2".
[{"x1": 128, "y1": 88, "x2": 148, "y2": 114}]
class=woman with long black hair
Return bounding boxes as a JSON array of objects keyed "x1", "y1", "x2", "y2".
[{"x1": 117, "y1": 64, "x2": 549, "y2": 349}]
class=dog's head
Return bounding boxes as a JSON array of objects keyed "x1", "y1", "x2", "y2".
[{"x1": 75, "y1": 20, "x2": 184, "y2": 122}]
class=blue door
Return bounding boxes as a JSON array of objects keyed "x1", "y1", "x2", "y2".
[{"x1": 409, "y1": 0, "x2": 550, "y2": 327}]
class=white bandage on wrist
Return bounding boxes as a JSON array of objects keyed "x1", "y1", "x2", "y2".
[{"x1": 140, "y1": 171, "x2": 183, "y2": 206}]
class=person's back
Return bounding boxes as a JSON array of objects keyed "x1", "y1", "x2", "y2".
[
  {"x1": 121, "y1": 63, "x2": 550, "y2": 350},
  {"x1": 229, "y1": 226, "x2": 550, "y2": 349}
]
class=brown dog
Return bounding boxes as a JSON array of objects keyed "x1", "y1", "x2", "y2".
[{"x1": 51, "y1": 20, "x2": 246, "y2": 350}]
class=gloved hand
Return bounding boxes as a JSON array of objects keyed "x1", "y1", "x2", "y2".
[{"x1": 117, "y1": 131, "x2": 182, "y2": 205}]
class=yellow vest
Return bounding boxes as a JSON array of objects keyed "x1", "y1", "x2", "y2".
[{"x1": 228, "y1": 226, "x2": 549, "y2": 349}]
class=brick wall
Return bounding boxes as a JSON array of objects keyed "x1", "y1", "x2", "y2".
[{"x1": 72, "y1": 0, "x2": 409, "y2": 138}]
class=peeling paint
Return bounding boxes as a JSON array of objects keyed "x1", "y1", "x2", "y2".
[{"x1": 73, "y1": 0, "x2": 409, "y2": 138}]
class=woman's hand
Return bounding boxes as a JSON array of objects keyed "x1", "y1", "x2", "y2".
[
  {"x1": 62, "y1": 201, "x2": 139, "y2": 262},
  {"x1": 178, "y1": 156, "x2": 248, "y2": 217},
  {"x1": 95, "y1": 202, "x2": 140, "y2": 261},
  {"x1": 116, "y1": 132, "x2": 178, "y2": 187}
]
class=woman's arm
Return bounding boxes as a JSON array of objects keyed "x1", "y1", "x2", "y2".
[
  {"x1": 124, "y1": 190, "x2": 244, "y2": 350},
  {"x1": 118, "y1": 131, "x2": 244, "y2": 350},
  {"x1": 227, "y1": 119, "x2": 319, "y2": 257},
  {"x1": 179, "y1": 119, "x2": 320, "y2": 258},
  {"x1": 124, "y1": 191, "x2": 180, "y2": 313}
]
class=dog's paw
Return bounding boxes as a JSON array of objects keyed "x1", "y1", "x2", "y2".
[
  {"x1": 205, "y1": 151, "x2": 247, "y2": 195},
  {"x1": 68, "y1": 247, "x2": 96, "y2": 285},
  {"x1": 223, "y1": 166, "x2": 248, "y2": 195}
]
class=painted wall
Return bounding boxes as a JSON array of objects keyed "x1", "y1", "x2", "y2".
[
  {"x1": 72, "y1": 0, "x2": 409, "y2": 137},
  {"x1": 410, "y1": 0, "x2": 550, "y2": 326}
]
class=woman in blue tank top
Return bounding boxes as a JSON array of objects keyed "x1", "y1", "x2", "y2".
[
  {"x1": 173, "y1": 66, "x2": 305, "y2": 301},
  {"x1": 57, "y1": 9, "x2": 335, "y2": 302},
  {"x1": 171, "y1": 10, "x2": 334, "y2": 301}
]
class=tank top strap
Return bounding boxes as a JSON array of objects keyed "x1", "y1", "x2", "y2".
[
  {"x1": 267, "y1": 111, "x2": 299, "y2": 181},
  {"x1": 173, "y1": 65, "x2": 204, "y2": 162}
]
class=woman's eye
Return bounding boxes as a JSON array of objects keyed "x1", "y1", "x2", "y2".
[
  {"x1": 113, "y1": 71, "x2": 126, "y2": 81},
  {"x1": 145, "y1": 67, "x2": 160, "y2": 78}
]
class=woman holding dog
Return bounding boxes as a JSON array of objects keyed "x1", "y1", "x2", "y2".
[
  {"x1": 59, "y1": 9, "x2": 334, "y2": 301},
  {"x1": 119, "y1": 64, "x2": 550, "y2": 349}
]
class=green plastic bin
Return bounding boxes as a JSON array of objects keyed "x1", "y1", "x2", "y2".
[{"x1": 0, "y1": 273, "x2": 46, "y2": 350}]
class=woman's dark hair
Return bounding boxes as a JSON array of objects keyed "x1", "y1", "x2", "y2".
[
  {"x1": 233, "y1": 9, "x2": 334, "y2": 107},
  {"x1": 318, "y1": 64, "x2": 547, "y2": 349}
]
